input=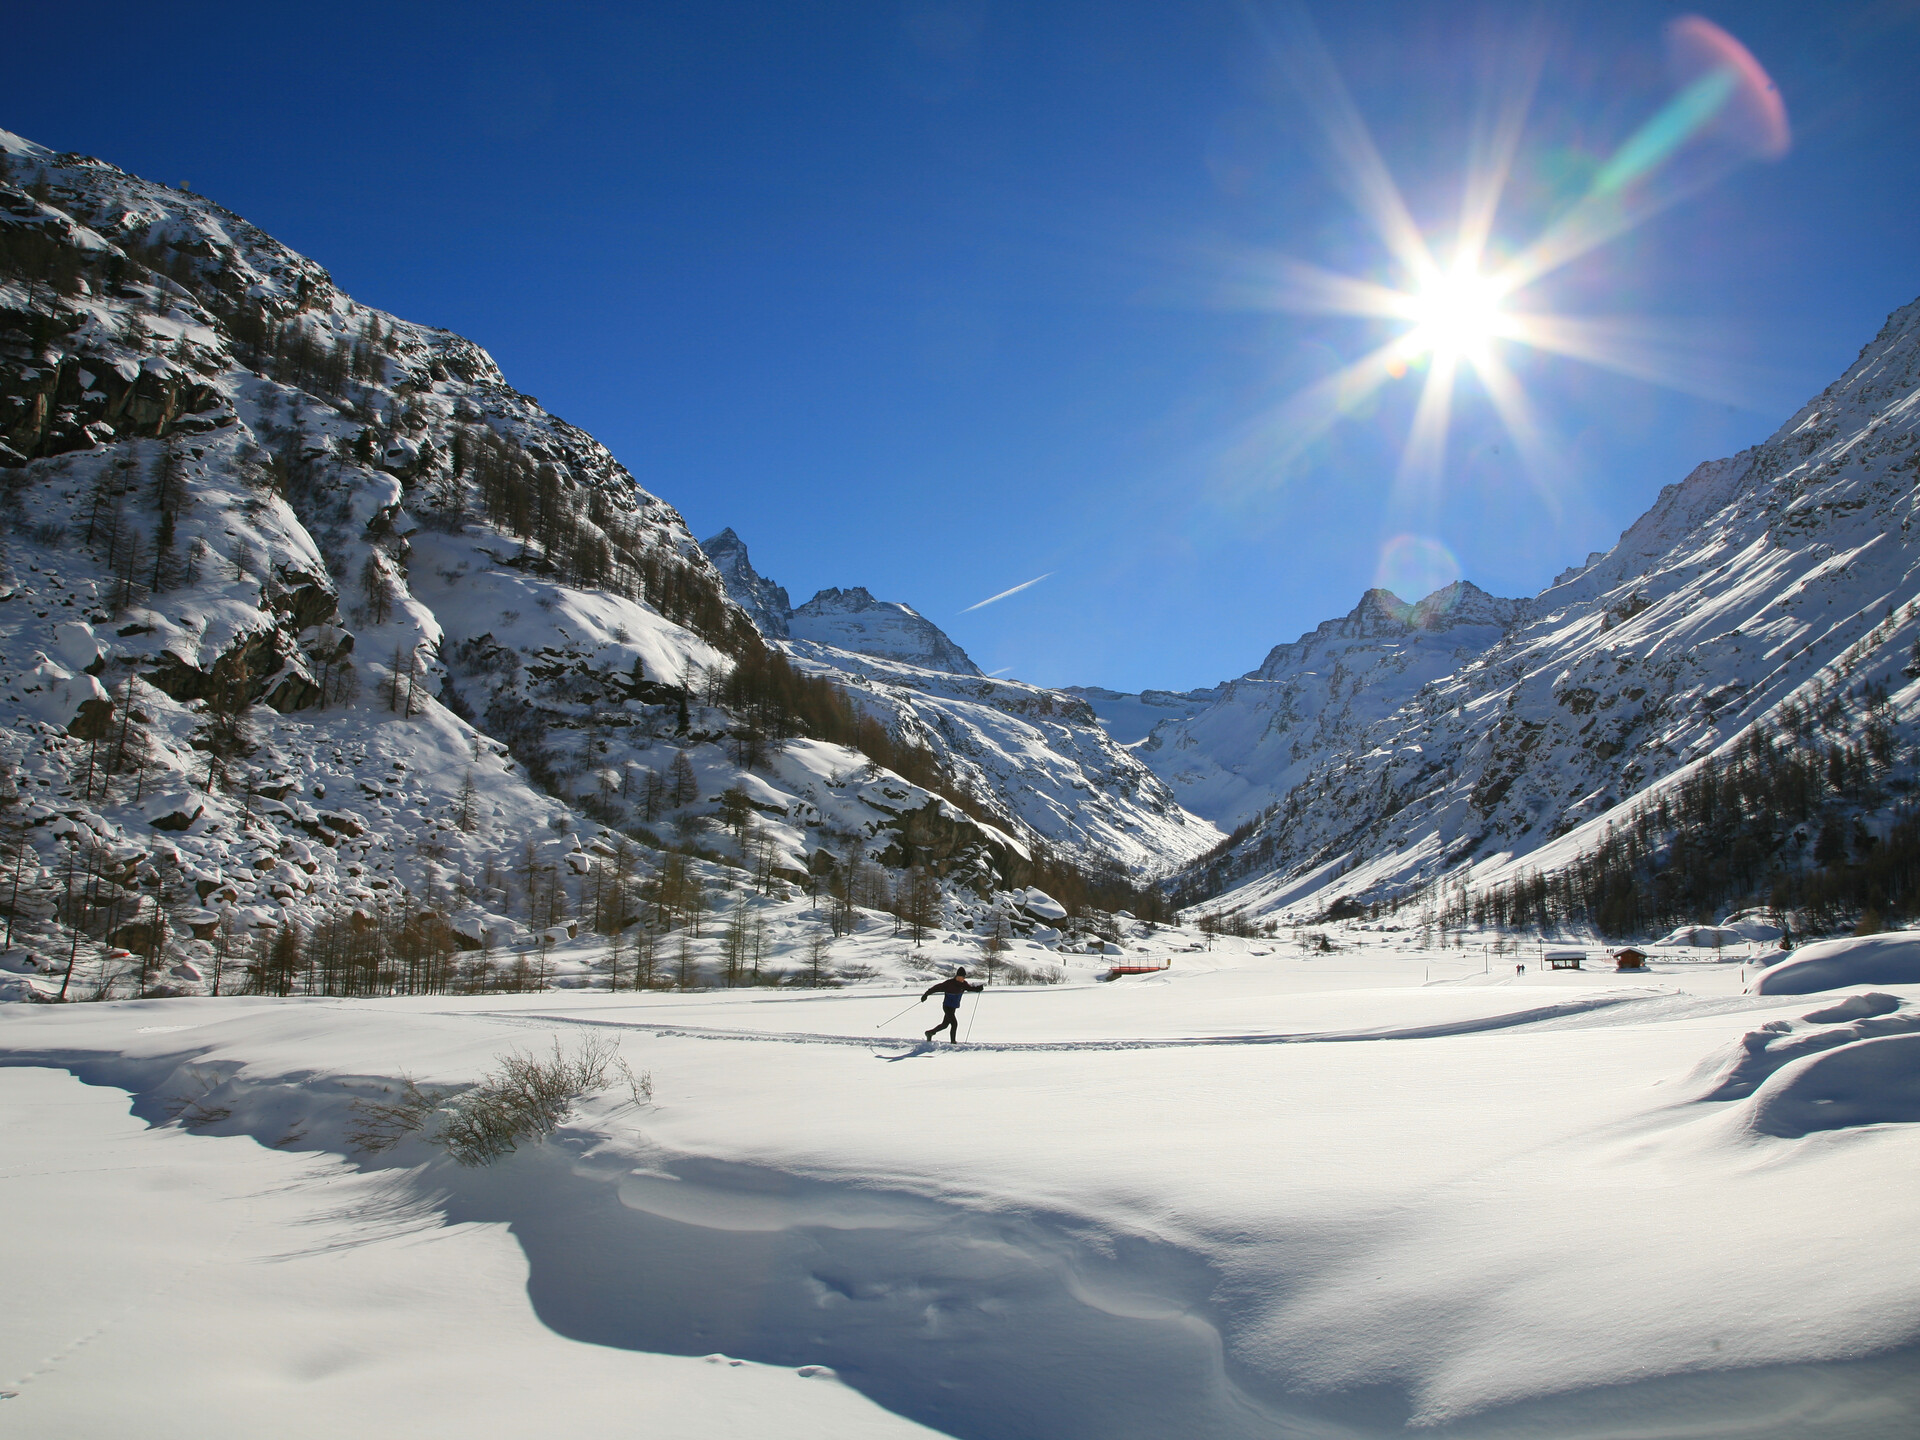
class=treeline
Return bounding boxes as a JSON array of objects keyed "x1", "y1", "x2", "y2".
[
  {"x1": 215, "y1": 300, "x2": 392, "y2": 400},
  {"x1": 718, "y1": 645, "x2": 983, "y2": 813},
  {"x1": 1024, "y1": 844, "x2": 1172, "y2": 925},
  {"x1": 0, "y1": 212, "x2": 96, "y2": 306},
  {"x1": 1165, "y1": 802, "x2": 1282, "y2": 910},
  {"x1": 1458, "y1": 694, "x2": 1912, "y2": 937}
]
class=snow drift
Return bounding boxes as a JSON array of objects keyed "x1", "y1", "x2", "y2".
[{"x1": 1751, "y1": 932, "x2": 1920, "y2": 994}]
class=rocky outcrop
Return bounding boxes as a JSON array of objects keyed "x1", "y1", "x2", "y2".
[
  {"x1": 866, "y1": 795, "x2": 1009, "y2": 895},
  {"x1": 702, "y1": 527, "x2": 790, "y2": 639}
]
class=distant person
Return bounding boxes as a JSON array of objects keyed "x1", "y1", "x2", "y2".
[{"x1": 922, "y1": 966, "x2": 984, "y2": 1044}]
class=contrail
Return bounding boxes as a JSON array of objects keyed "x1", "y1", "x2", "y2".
[{"x1": 961, "y1": 572, "x2": 1053, "y2": 613}]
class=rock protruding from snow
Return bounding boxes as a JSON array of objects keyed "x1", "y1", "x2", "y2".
[
  {"x1": 1018, "y1": 888, "x2": 1068, "y2": 922},
  {"x1": 703, "y1": 528, "x2": 791, "y2": 640},
  {"x1": 789, "y1": 587, "x2": 981, "y2": 676}
]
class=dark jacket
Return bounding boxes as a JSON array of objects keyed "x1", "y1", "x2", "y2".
[{"x1": 923, "y1": 976, "x2": 984, "y2": 1009}]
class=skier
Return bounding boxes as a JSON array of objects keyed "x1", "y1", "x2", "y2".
[{"x1": 921, "y1": 966, "x2": 984, "y2": 1044}]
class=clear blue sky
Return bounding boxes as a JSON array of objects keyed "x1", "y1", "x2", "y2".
[{"x1": 8, "y1": 2, "x2": 1917, "y2": 691}]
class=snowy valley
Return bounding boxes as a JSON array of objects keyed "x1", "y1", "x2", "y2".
[{"x1": 3, "y1": 124, "x2": 1919, "y2": 1440}]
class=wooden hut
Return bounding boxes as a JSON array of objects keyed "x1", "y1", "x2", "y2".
[
  {"x1": 1612, "y1": 947, "x2": 1649, "y2": 971},
  {"x1": 1544, "y1": 949, "x2": 1586, "y2": 970}
]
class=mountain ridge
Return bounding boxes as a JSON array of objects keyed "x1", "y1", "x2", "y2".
[{"x1": 1173, "y1": 292, "x2": 1920, "y2": 928}]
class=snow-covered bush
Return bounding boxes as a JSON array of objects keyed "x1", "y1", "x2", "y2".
[{"x1": 348, "y1": 1035, "x2": 648, "y2": 1166}]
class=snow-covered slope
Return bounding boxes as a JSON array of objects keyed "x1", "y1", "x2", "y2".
[
  {"x1": 789, "y1": 586, "x2": 982, "y2": 676},
  {"x1": 1184, "y1": 296, "x2": 1920, "y2": 920},
  {"x1": 9, "y1": 948, "x2": 1918, "y2": 1437},
  {"x1": 0, "y1": 128, "x2": 1086, "y2": 998},
  {"x1": 706, "y1": 530, "x2": 1222, "y2": 871},
  {"x1": 786, "y1": 642, "x2": 1222, "y2": 872},
  {"x1": 1061, "y1": 683, "x2": 1222, "y2": 747},
  {"x1": 1131, "y1": 582, "x2": 1522, "y2": 831}
]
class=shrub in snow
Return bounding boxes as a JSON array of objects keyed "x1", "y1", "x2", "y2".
[{"x1": 349, "y1": 1035, "x2": 650, "y2": 1166}]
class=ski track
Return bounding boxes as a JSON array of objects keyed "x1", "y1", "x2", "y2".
[{"x1": 480, "y1": 990, "x2": 1663, "y2": 1052}]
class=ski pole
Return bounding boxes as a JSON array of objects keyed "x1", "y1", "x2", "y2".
[
  {"x1": 875, "y1": 996, "x2": 923, "y2": 1029},
  {"x1": 964, "y1": 983, "x2": 985, "y2": 1043}
]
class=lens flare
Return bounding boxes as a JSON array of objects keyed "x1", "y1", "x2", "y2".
[
  {"x1": 1666, "y1": 15, "x2": 1790, "y2": 160},
  {"x1": 1375, "y1": 534, "x2": 1462, "y2": 604},
  {"x1": 1594, "y1": 17, "x2": 1789, "y2": 195},
  {"x1": 1232, "y1": 10, "x2": 1790, "y2": 507}
]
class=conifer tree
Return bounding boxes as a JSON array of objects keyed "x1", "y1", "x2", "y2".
[
  {"x1": 454, "y1": 771, "x2": 479, "y2": 832},
  {"x1": 631, "y1": 918, "x2": 659, "y2": 990},
  {"x1": 149, "y1": 506, "x2": 181, "y2": 590},
  {"x1": 361, "y1": 554, "x2": 394, "y2": 625},
  {"x1": 806, "y1": 925, "x2": 833, "y2": 986},
  {"x1": 982, "y1": 908, "x2": 1012, "y2": 980},
  {"x1": 670, "y1": 750, "x2": 698, "y2": 808}
]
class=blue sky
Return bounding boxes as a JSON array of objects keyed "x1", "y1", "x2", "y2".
[{"x1": 8, "y1": 2, "x2": 1918, "y2": 691}]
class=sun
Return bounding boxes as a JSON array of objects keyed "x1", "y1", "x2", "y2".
[
  {"x1": 1404, "y1": 263, "x2": 1508, "y2": 362},
  {"x1": 1232, "y1": 11, "x2": 1791, "y2": 502}
]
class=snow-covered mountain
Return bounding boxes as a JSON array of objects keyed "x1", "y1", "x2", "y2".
[
  {"x1": 703, "y1": 531, "x2": 981, "y2": 676},
  {"x1": 0, "y1": 127, "x2": 1178, "y2": 997},
  {"x1": 6, "y1": 114, "x2": 1914, "y2": 1003},
  {"x1": 789, "y1": 586, "x2": 980, "y2": 676},
  {"x1": 702, "y1": 527, "x2": 790, "y2": 639},
  {"x1": 705, "y1": 529, "x2": 1221, "y2": 872},
  {"x1": 1061, "y1": 684, "x2": 1221, "y2": 747},
  {"x1": 1120, "y1": 581, "x2": 1523, "y2": 831},
  {"x1": 1179, "y1": 296, "x2": 1920, "y2": 923}
]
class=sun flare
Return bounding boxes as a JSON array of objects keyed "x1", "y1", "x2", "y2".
[
  {"x1": 1404, "y1": 264, "x2": 1508, "y2": 361},
  {"x1": 1234, "y1": 11, "x2": 1791, "y2": 502}
]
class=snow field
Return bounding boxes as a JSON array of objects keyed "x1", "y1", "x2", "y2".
[
  {"x1": 0, "y1": 1067, "x2": 940, "y2": 1439},
  {"x1": 4, "y1": 930, "x2": 1917, "y2": 1437}
]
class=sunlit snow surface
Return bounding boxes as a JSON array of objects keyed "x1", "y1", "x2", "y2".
[{"x1": 5, "y1": 930, "x2": 1917, "y2": 1438}]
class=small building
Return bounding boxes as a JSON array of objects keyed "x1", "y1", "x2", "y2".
[
  {"x1": 1544, "y1": 949, "x2": 1586, "y2": 971},
  {"x1": 1613, "y1": 947, "x2": 1649, "y2": 971}
]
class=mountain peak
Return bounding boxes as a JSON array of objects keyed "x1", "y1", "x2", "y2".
[
  {"x1": 1316, "y1": 580, "x2": 1522, "y2": 647},
  {"x1": 791, "y1": 588, "x2": 981, "y2": 675},
  {"x1": 700, "y1": 536, "x2": 983, "y2": 676},
  {"x1": 702, "y1": 528, "x2": 790, "y2": 638}
]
